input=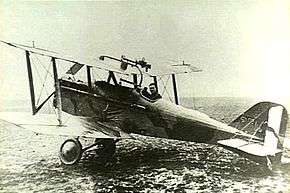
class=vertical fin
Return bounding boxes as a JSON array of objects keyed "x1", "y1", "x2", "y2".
[{"x1": 229, "y1": 102, "x2": 288, "y2": 141}]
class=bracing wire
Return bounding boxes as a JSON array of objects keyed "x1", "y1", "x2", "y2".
[
  {"x1": 159, "y1": 75, "x2": 173, "y2": 102},
  {"x1": 32, "y1": 55, "x2": 52, "y2": 106},
  {"x1": 32, "y1": 54, "x2": 56, "y2": 114},
  {"x1": 31, "y1": 55, "x2": 56, "y2": 114},
  {"x1": 33, "y1": 54, "x2": 53, "y2": 78}
]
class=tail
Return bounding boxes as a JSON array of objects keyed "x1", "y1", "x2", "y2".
[{"x1": 218, "y1": 102, "x2": 288, "y2": 167}]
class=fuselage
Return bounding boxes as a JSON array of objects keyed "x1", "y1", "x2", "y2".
[
  {"x1": 136, "y1": 97, "x2": 245, "y2": 143},
  {"x1": 60, "y1": 80, "x2": 250, "y2": 145}
]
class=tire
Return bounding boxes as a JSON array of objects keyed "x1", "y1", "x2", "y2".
[{"x1": 59, "y1": 138, "x2": 83, "y2": 165}]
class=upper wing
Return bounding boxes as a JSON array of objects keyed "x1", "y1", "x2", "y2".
[
  {"x1": 0, "y1": 40, "x2": 129, "y2": 76},
  {"x1": 0, "y1": 111, "x2": 131, "y2": 139},
  {"x1": 146, "y1": 63, "x2": 202, "y2": 76}
]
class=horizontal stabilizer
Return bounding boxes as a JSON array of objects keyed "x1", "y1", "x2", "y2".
[{"x1": 218, "y1": 138, "x2": 282, "y2": 157}]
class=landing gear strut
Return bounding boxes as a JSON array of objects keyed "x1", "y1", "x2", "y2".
[{"x1": 59, "y1": 138, "x2": 116, "y2": 165}]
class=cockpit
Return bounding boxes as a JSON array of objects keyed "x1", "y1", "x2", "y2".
[
  {"x1": 92, "y1": 81, "x2": 162, "y2": 103},
  {"x1": 61, "y1": 55, "x2": 165, "y2": 106}
]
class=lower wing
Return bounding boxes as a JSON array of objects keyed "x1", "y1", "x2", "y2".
[{"x1": 0, "y1": 111, "x2": 131, "y2": 139}]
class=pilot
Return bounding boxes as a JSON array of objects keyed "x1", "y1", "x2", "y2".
[
  {"x1": 148, "y1": 83, "x2": 162, "y2": 100},
  {"x1": 141, "y1": 86, "x2": 151, "y2": 98}
]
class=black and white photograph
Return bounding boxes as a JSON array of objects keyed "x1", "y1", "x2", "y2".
[{"x1": 0, "y1": 1, "x2": 290, "y2": 192}]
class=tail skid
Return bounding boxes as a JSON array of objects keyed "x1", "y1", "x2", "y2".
[{"x1": 218, "y1": 102, "x2": 288, "y2": 168}]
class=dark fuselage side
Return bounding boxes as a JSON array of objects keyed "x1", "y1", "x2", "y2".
[{"x1": 59, "y1": 80, "x2": 236, "y2": 144}]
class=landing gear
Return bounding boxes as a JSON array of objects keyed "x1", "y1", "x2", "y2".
[
  {"x1": 59, "y1": 138, "x2": 117, "y2": 165},
  {"x1": 59, "y1": 138, "x2": 83, "y2": 165}
]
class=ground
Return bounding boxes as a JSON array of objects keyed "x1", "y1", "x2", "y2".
[{"x1": 1, "y1": 97, "x2": 290, "y2": 192}]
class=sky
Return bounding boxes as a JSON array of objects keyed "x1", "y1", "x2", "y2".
[{"x1": 1, "y1": 1, "x2": 290, "y2": 106}]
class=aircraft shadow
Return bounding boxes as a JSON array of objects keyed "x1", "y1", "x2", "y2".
[{"x1": 73, "y1": 139, "x2": 272, "y2": 178}]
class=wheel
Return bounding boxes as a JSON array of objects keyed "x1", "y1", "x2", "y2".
[
  {"x1": 94, "y1": 139, "x2": 116, "y2": 162},
  {"x1": 59, "y1": 138, "x2": 83, "y2": 165}
]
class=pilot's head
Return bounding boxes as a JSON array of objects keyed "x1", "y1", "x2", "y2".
[{"x1": 149, "y1": 83, "x2": 157, "y2": 94}]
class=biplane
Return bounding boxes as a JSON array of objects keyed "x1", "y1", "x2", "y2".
[{"x1": 0, "y1": 40, "x2": 289, "y2": 170}]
